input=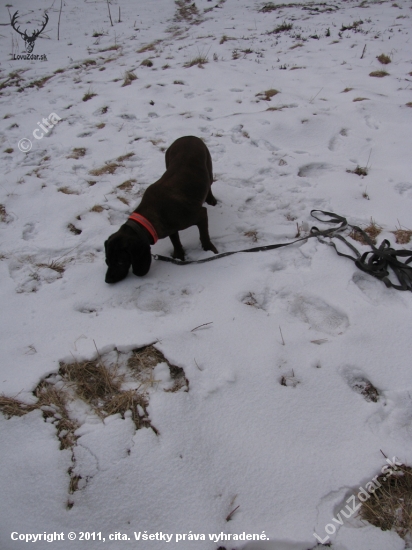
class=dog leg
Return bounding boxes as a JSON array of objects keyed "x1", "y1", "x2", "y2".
[
  {"x1": 170, "y1": 232, "x2": 185, "y2": 261},
  {"x1": 205, "y1": 189, "x2": 217, "y2": 206},
  {"x1": 197, "y1": 207, "x2": 218, "y2": 254}
]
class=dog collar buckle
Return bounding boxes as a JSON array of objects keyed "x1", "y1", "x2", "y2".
[{"x1": 128, "y1": 213, "x2": 158, "y2": 244}]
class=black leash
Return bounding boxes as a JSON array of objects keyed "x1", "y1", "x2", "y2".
[{"x1": 153, "y1": 210, "x2": 412, "y2": 292}]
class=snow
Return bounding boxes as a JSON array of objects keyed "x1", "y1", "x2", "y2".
[{"x1": 1, "y1": 0, "x2": 412, "y2": 548}]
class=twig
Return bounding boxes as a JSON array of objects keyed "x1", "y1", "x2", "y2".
[
  {"x1": 309, "y1": 87, "x2": 323, "y2": 104},
  {"x1": 118, "y1": 6, "x2": 121, "y2": 23},
  {"x1": 107, "y1": 0, "x2": 113, "y2": 26},
  {"x1": 58, "y1": 0, "x2": 63, "y2": 40},
  {"x1": 366, "y1": 149, "x2": 372, "y2": 170},
  {"x1": 191, "y1": 322, "x2": 213, "y2": 332},
  {"x1": 194, "y1": 358, "x2": 203, "y2": 371},
  {"x1": 360, "y1": 44, "x2": 366, "y2": 59},
  {"x1": 226, "y1": 505, "x2": 240, "y2": 522},
  {"x1": 279, "y1": 326, "x2": 285, "y2": 346}
]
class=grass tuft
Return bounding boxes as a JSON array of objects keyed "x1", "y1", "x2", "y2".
[
  {"x1": 89, "y1": 162, "x2": 121, "y2": 176},
  {"x1": 256, "y1": 88, "x2": 279, "y2": 101},
  {"x1": 377, "y1": 53, "x2": 391, "y2": 64},
  {"x1": 392, "y1": 227, "x2": 412, "y2": 245},
  {"x1": 122, "y1": 71, "x2": 137, "y2": 87},
  {"x1": 347, "y1": 165, "x2": 368, "y2": 177},
  {"x1": 269, "y1": 22, "x2": 293, "y2": 34},
  {"x1": 184, "y1": 54, "x2": 208, "y2": 68},
  {"x1": 350, "y1": 219, "x2": 382, "y2": 245},
  {"x1": 359, "y1": 464, "x2": 412, "y2": 542},
  {"x1": 369, "y1": 70, "x2": 389, "y2": 78},
  {"x1": 82, "y1": 89, "x2": 97, "y2": 101},
  {"x1": 117, "y1": 179, "x2": 137, "y2": 191},
  {"x1": 67, "y1": 148, "x2": 86, "y2": 160}
]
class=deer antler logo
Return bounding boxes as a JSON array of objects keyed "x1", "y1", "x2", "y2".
[{"x1": 11, "y1": 11, "x2": 49, "y2": 54}]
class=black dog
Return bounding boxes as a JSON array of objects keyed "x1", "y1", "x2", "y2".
[{"x1": 105, "y1": 136, "x2": 218, "y2": 283}]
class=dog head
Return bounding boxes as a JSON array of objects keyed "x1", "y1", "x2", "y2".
[{"x1": 104, "y1": 227, "x2": 152, "y2": 283}]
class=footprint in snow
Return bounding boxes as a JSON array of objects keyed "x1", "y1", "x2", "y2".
[
  {"x1": 22, "y1": 222, "x2": 37, "y2": 241},
  {"x1": 339, "y1": 366, "x2": 380, "y2": 403},
  {"x1": 394, "y1": 182, "x2": 412, "y2": 198},
  {"x1": 288, "y1": 294, "x2": 349, "y2": 336},
  {"x1": 297, "y1": 162, "x2": 333, "y2": 178},
  {"x1": 328, "y1": 128, "x2": 348, "y2": 151}
]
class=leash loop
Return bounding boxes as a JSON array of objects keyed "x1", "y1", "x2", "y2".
[{"x1": 153, "y1": 210, "x2": 412, "y2": 292}]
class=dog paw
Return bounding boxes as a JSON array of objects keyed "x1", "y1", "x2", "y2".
[
  {"x1": 172, "y1": 249, "x2": 185, "y2": 261},
  {"x1": 206, "y1": 194, "x2": 217, "y2": 206},
  {"x1": 202, "y1": 242, "x2": 218, "y2": 254}
]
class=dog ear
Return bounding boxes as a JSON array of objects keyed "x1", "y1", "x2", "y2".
[{"x1": 130, "y1": 241, "x2": 152, "y2": 276}]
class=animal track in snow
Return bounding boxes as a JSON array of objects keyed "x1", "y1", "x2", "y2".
[
  {"x1": 340, "y1": 366, "x2": 380, "y2": 402},
  {"x1": 297, "y1": 162, "x2": 333, "y2": 178},
  {"x1": 288, "y1": 294, "x2": 349, "y2": 335},
  {"x1": 328, "y1": 128, "x2": 348, "y2": 151},
  {"x1": 22, "y1": 222, "x2": 37, "y2": 241},
  {"x1": 352, "y1": 273, "x2": 400, "y2": 305},
  {"x1": 394, "y1": 182, "x2": 412, "y2": 198},
  {"x1": 8, "y1": 256, "x2": 64, "y2": 293}
]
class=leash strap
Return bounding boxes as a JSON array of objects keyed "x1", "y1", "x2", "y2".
[{"x1": 153, "y1": 209, "x2": 412, "y2": 291}]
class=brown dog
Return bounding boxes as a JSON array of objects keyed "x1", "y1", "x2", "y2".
[{"x1": 105, "y1": 136, "x2": 218, "y2": 283}]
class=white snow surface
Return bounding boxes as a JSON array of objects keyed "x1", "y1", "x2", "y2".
[{"x1": 1, "y1": 0, "x2": 412, "y2": 548}]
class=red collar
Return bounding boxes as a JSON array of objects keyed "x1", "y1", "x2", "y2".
[{"x1": 128, "y1": 213, "x2": 158, "y2": 244}]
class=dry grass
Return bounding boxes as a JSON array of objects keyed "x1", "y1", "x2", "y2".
[
  {"x1": 36, "y1": 260, "x2": 66, "y2": 274},
  {"x1": 82, "y1": 89, "x2": 97, "y2": 102},
  {"x1": 174, "y1": 0, "x2": 202, "y2": 24},
  {"x1": 342, "y1": 87, "x2": 353, "y2": 93},
  {"x1": 0, "y1": 204, "x2": 8, "y2": 223},
  {"x1": 347, "y1": 165, "x2": 368, "y2": 177},
  {"x1": 20, "y1": 75, "x2": 53, "y2": 91},
  {"x1": 117, "y1": 178, "x2": 137, "y2": 191},
  {"x1": 122, "y1": 71, "x2": 137, "y2": 87},
  {"x1": 350, "y1": 219, "x2": 382, "y2": 245},
  {"x1": 353, "y1": 97, "x2": 369, "y2": 102},
  {"x1": 68, "y1": 223, "x2": 82, "y2": 235},
  {"x1": 1, "y1": 345, "x2": 187, "y2": 502},
  {"x1": 268, "y1": 22, "x2": 293, "y2": 34},
  {"x1": 67, "y1": 148, "x2": 86, "y2": 159},
  {"x1": 369, "y1": 70, "x2": 389, "y2": 78},
  {"x1": 90, "y1": 205, "x2": 105, "y2": 213},
  {"x1": 377, "y1": 53, "x2": 391, "y2": 64},
  {"x1": 128, "y1": 345, "x2": 188, "y2": 393},
  {"x1": 137, "y1": 40, "x2": 161, "y2": 54},
  {"x1": 360, "y1": 464, "x2": 412, "y2": 542},
  {"x1": 116, "y1": 152, "x2": 134, "y2": 162},
  {"x1": 392, "y1": 227, "x2": 412, "y2": 245},
  {"x1": 244, "y1": 230, "x2": 258, "y2": 242},
  {"x1": 59, "y1": 359, "x2": 123, "y2": 412},
  {"x1": 35, "y1": 381, "x2": 79, "y2": 449},
  {"x1": 184, "y1": 54, "x2": 208, "y2": 68},
  {"x1": 58, "y1": 186, "x2": 80, "y2": 195},
  {"x1": 0, "y1": 395, "x2": 37, "y2": 417},
  {"x1": 140, "y1": 59, "x2": 153, "y2": 67},
  {"x1": 98, "y1": 44, "x2": 121, "y2": 53},
  {"x1": 406, "y1": 102, "x2": 412, "y2": 108},
  {"x1": 89, "y1": 162, "x2": 121, "y2": 176},
  {"x1": 256, "y1": 88, "x2": 279, "y2": 101}
]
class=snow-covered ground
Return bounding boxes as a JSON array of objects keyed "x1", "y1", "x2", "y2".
[{"x1": 1, "y1": 0, "x2": 412, "y2": 548}]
